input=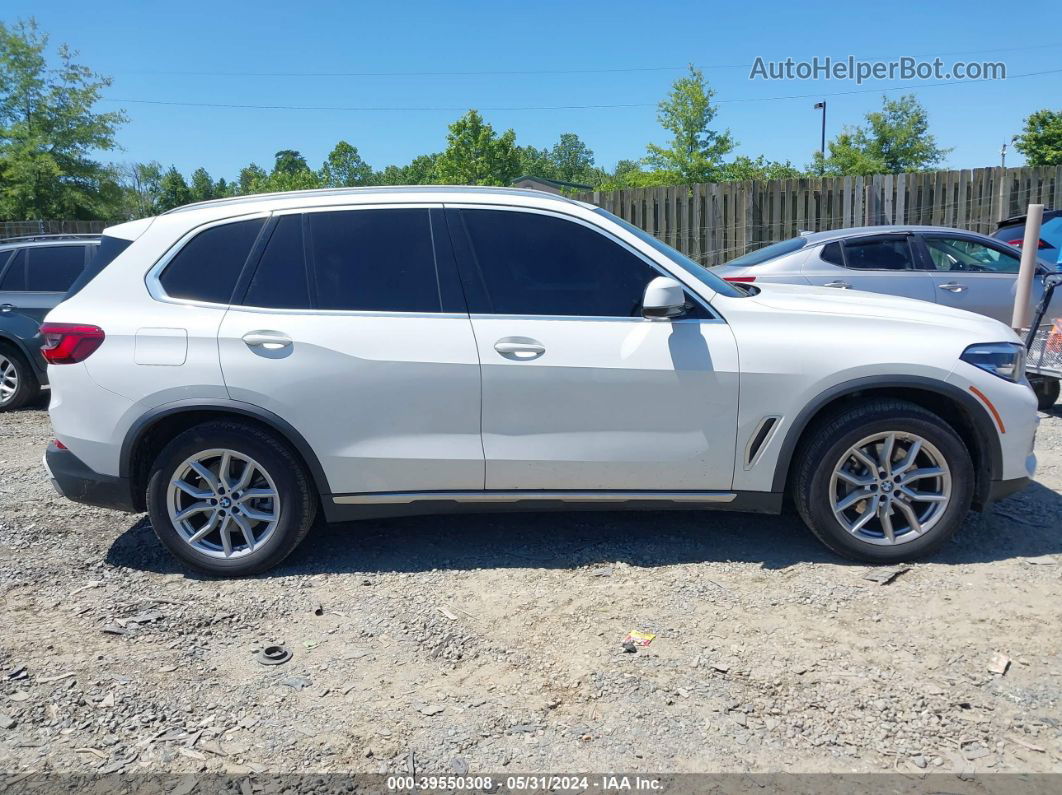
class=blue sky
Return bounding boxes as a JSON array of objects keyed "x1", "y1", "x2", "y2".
[{"x1": 7, "y1": 0, "x2": 1060, "y2": 180}]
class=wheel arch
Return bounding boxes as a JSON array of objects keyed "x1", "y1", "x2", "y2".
[
  {"x1": 120, "y1": 400, "x2": 332, "y2": 513},
  {"x1": 0, "y1": 331, "x2": 46, "y2": 378},
  {"x1": 772, "y1": 376, "x2": 1002, "y2": 509}
]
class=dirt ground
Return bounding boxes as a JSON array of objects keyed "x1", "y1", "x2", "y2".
[{"x1": 0, "y1": 400, "x2": 1060, "y2": 777}]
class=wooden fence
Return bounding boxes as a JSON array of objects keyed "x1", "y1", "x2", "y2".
[
  {"x1": 0, "y1": 219, "x2": 107, "y2": 239},
  {"x1": 575, "y1": 166, "x2": 1062, "y2": 266}
]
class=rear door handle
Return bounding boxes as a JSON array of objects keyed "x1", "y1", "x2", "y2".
[
  {"x1": 242, "y1": 331, "x2": 292, "y2": 350},
  {"x1": 0, "y1": 303, "x2": 15, "y2": 313},
  {"x1": 494, "y1": 337, "x2": 546, "y2": 360},
  {"x1": 824, "y1": 281, "x2": 851, "y2": 289},
  {"x1": 938, "y1": 282, "x2": 967, "y2": 293}
]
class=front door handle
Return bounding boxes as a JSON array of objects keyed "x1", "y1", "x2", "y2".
[
  {"x1": 824, "y1": 281, "x2": 851, "y2": 289},
  {"x1": 242, "y1": 331, "x2": 292, "y2": 350},
  {"x1": 0, "y1": 303, "x2": 15, "y2": 313},
  {"x1": 938, "y1": 282, "x2": 967, "y2": 293},
  {"x1": 494, "y1": 337, "x2": 546, "y2": 360}
]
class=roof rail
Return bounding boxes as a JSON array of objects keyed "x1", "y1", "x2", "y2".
[{"x1": 0, "y1": 233, "x2": 101, "y2": 244}]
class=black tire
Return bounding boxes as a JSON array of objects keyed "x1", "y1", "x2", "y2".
[
  {"x1": 793, "y1": 399, "x2": 974, "y2": 563},
  {"x1": 146, "y1": 421, "x2": 317, "y2": 576},
  {"x1": 1032, "y1": 377, "x2": 1060, "y2": 411},
  {"x1": 0, "y1": 344, "x2": 41, "y2": 412}
]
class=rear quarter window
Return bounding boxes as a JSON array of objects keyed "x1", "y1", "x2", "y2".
[{"x1": 159, "y1": 219, "x2": 266, "y2": 304}]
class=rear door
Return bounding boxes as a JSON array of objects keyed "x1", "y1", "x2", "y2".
[
  {"x1": 914, "y1": 232, "x2": 1042, "y2": 323},
  {"x1": 447, "y1": 205, "x2": 739, "y2": 492},
  {"x1": 802, "y1": 234, "x2": 935, "y2": 302},
  {"x1": 218, "y1": 206, "x2": 483, "y2": 497}
]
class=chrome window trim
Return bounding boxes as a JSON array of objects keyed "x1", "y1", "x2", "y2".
[{"x1": 445, "y1": 202, "x2": 723, "y2": 322}]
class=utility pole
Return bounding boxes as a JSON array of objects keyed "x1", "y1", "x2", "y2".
[
  {"x1": 814, "y1": 101, "x2": 826, "y2": 159},
  {"x1": 1001, "y1": 141, "x2": 1007, "y2": 168}
]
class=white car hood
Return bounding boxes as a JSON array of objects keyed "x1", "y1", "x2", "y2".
[{"x1": 745, "y1": 282, "x2": 1020, "y2": 341}]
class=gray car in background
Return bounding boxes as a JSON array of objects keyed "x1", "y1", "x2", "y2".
[
  {"x1": 0, "y1": 235, "x2": 100, "y2": 411},
  {"x1": 710, "y1": 225, "x2": 1062, "y2": 409}
]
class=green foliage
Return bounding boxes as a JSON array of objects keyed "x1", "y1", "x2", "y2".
[
  {"x1": 156, "y1": 166, "x2": 191, "y2": 211},
  {"x1": 812, "y1": 95, "x2": 949, "y2": 175},
  {"x1": 1013, "y1": 109, "x2": 1062, "y2": 166},
  {"x1": 320, "y1": 140, "x2": 372, "y2": 187},
  {"x1": 117, "y1": 161, "x2": 162, "y2": 218},
  {"x1": 238, "y1": 164, "x2": 267, "y2": 193},
  {"x1": 644, "y1": 65, "x2": 734, "y2": 184},
  {"x1": 716, "y1": 155, "x2": 801, "y2": 182},
  {"x1": 189, "y1": 167, "x2": 215, "y2": 202},
  {"x1": 272, "y1": 149, "x2": 309, "y2": 175},
  {"x1": 0, "y1": 18, "x2": 126, "y2": 220},
  {"x1": 434, "y1": 110, "x2": 521, "y2": 186}
]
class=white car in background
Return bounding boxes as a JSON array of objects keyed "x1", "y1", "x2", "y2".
[
  {"x1": 710, "y1": 225, "x2": 1061, "y2": 409},
  {"x1": 41, "y1": 188, "x2": 1037, "y2": 576}
]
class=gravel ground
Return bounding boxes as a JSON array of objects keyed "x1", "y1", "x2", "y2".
[{"x1": 1, "y1": 401, "x2": 1060, "y2": 776}]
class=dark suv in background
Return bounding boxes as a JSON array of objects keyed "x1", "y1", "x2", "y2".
[{"x1": 0, "y1": 235, "x2": 100, "y2": 411}]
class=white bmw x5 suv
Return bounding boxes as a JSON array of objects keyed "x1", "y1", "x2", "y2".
[{"x1": 42, "y1": 187, "x2": 1037, "y2": 575}]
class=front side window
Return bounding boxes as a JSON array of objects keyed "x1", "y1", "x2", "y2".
[
  {"x1": 459, "y1": 209, "x2": 658, "y2": 317},
  {"x1": 842, "y1": 236, "x2": 916, "y2": 270},
  {"x1": 26, "y1": 246, "x2": 86, "y2": 292},
  {"x1": 159, "y1": 218, "x2": 266, "y2": 304},
  {"x1": 307, "y1": 209, "x2": 441, "y2": 312},
  {"x1": 923, "y1": 236, "x2": 1021, "y2": 274}
]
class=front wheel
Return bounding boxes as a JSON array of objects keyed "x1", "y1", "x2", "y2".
[
  {"x1": 794, "y1": 400, "x2": 974, "y2": 562},
  {"x1": 0, "y1": 346, "x2": 40, "y2": 412},
  {"x1": 146, "y1": 421, "x2": 317, "y2": 576}
]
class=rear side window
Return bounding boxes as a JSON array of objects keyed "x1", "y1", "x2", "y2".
[
  {"x1": 842, "y1": 236, "x2": 915, "y2": 270},
  {"x1": 159, "y1": 219, "x2": 265, "y2": 304},
  {"x1": 26, "y1": 246, "x2": 86, "y2": 292},
  {"x1": 243, "y1": 215, "x2": 311, "y2": 309},
  {"x1": 458, "y1": 209, "x2": 656, "y2": 317},
  {"x1": 68, "y1": 237, "x2": 127, "y2": 297},
  {"x1": 307, "y1": 209, "x2": 440, "y2": 312},
  {"x1": 821, "y1": 241, "x2": 844, "y2": 266},
  {"x1": 0, "y1": 250, "x2": 26, "y2": 290}
]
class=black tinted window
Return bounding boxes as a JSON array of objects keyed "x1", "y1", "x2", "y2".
[
  {"x1": 460, "y1": 210, "x2": 656, "y2": 316},
  {"x1": 243, "y1": 216, "x2": 311, "y2": 309},
  {"x1": 68, "y1": 238, "x2": 124, "y2": 297},
  {"x1": 842, "y1": 236, "x2": 915, "y2": 270},
  {"x1": 821, "y1": 241, "x2": 844, "y2": 266},
  {"x1": 160, "y1": 219, "x2": 265, "y2": 304},
  {"x1": 308, "y1": 209, "x2": 440, "y2": 312},
  {"x1": 26, "y1": 246, "x2": 86, "y2": 292},
  {"x1": 0, "y1": 250, "x2": 26, "y2": 290}
]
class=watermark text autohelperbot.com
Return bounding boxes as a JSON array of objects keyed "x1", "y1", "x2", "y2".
[{"x1": 749, "y1": 56, "x2": 1006, "y2": 84}]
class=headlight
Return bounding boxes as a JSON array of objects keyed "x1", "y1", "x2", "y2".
[{"x1": 960, "y1": 342, "x2": 1026, "y2": 383}]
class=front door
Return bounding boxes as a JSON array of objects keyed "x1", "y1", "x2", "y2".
[
  {"x1": 446, "y1": 206, "x2": 739, "y2": 492},
  {"x1": 218, "y1": 207, "x2": 483, "y2": 497}
]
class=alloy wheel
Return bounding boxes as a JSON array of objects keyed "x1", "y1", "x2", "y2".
[
  {"x1": 0, "y1": 355, "x2": 17, "y2": 404},
  {"x1": 829, "y1": 432, "x2": 952, "y2": 546},
  {"x1": 166, "y1": 449, "x2": 281, "y2": 559}
]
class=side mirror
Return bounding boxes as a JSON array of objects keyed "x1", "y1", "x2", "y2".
[{"x1": 641, "y1": 276, "x2": 687, "y2": 319}]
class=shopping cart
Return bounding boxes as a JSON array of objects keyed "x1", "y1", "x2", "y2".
[{"x1": 1023, "y1": 272, "x2": 1062, "y2": 409}]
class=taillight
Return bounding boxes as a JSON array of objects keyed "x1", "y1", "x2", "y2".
[
  {"x1": 1004, "y1": 238, "x2": 1049, "y2": 249},
  {"x1": 725, "y1": 276, "x2": 757, "y2": 283},
  {"x1": 40, "y1": 323, "x2": 105, "y2": 364}
]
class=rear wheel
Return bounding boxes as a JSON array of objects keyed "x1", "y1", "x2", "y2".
[
  {"x1": 0, "y1": 346, "x2": 40, "y2": 412},
  {"x1": 1031, "y1": 377, "x2": 1060, "y2": 411},
  {"x1": 146, "y1": 421, "x2": 317, "y2": 576},
  {"x1": 794, "y1": 400, "x2": 974, "y2": 562}
]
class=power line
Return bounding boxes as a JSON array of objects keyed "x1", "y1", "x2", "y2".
[{"x1": 103, "y1": 67, "x2": 1062, "y2": 113}]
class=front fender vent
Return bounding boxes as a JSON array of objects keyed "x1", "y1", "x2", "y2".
[{"x1": 744, "y1": 416, "x2": 780, "y2": 470}]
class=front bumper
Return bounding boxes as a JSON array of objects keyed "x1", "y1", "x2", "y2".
[{"x1": 44, "y1": 442, "x2": 137, "y2": 512}]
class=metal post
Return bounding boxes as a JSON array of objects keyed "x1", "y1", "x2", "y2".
[
  {"x1": 1012, "y1": 203, "x2": 1044, "y2": 330},
  {"x1": 814, "y1": 101, "x2": 826, "y2": 157}
]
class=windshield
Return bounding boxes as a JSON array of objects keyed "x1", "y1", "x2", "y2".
[
  {"x1": 723, "y1": 236, "x2": 807, "y2": 267},
  {"x1": 593, "y1": 208, "x2": 744, "y2": 298}
]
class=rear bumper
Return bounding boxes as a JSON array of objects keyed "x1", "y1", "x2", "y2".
[{"x1": 44, "y1": 442, "x2": 136, "y2": 512}]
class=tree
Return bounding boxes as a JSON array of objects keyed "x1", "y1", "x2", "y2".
[
  {"x1": 550, "y1": 133, "x2": 596, "y2": 183},
  {"x1": 320, "y1": 140, "x2": 372, "y2": 187},
  {"x1": 716, "y1": 155, "x2": 802, "y2": 182},
  {"x1": 516, "y1": 144, "x2": 557, "y2": 180},
  {"x1": 238, "y1": 163, "x2": 266, "y2": 193},
  {"x1": 0, "y1": 18, "x2": 126, "y2": 220},
  {"x1": 434, "y1": 110, "x2": 520, "y2": 186},
  {"x1": 119, "y1": 161, "x2": 162, "y2": 218},
  {"x1": 1013, "y1": 109, "x2": 1062, "y2": 166},
  {"x1": 273, "y1": 149, "x2": 309, "y2": 175},
  {"x1": 189, "y1": 167, "x2": 215, "y2": 202},
  {"x1": 812, "y1": 95, "x2": 949, "y2": 175},
  {"x1": 645, "y1": 65, "x2": 734, "y2": 184},
  {"x1": 156, "y1": 166, "x2": 191, "y2": 211}
]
